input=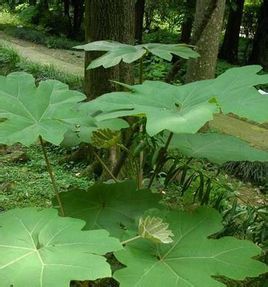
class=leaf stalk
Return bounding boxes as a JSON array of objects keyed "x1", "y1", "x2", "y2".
[{"x1": 39, "y1": 136, "x2": 65, "y2": 216}]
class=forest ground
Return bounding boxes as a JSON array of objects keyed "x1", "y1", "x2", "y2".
[{"x1": 0, "y1": 31, "x2": 84, "y2": 76}]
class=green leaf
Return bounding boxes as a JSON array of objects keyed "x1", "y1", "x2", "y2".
[
  {"x1": 169, "y1": 133, "x2": 268, "y2": 164},
  {"x1": 57, "y1": 181, "x2": 162, "y2": 238},
  {"x1": 207, "y1": 65, "x2": 268, "y2": 122},
  {"x1": 75, "y1": 41, "x2": 147, "y2": 69},
  {"x1": 83, "y1": 66, "x2": 268, "y2": 136},
  {"x1": 91, "y1": 128, "x2": 121, "y2": 149},
  {"x1": 114, "y1": 208, "x2": 267, "y2": 287},
  {"x1": 138, "y1": 216, "x2": 174, "y2": 244},
  {"x1": 143, "y1": 43, "x2": 199, "y2": 61},
  {"x1": 85, "y1": 81, "x2": 217, "y2": 136},
  {"x1": 61, "y1": 118, "x2": 128, "y2": 147},
  {"x1": 0, "y1": 208, "x2": 122, "y2": 287},
  {"x1": 74, "y1": 41, "x2": 199, "y2": 69},
  {"x1": 0, "y1": 72, "x2": 90, "y2": 146}
]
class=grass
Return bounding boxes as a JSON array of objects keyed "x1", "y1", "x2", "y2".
[
  {"x1": 0, "y1": 44, "x2": 83, "y2": 90},
  {"x1": 0, "y1": 144, "x2": 93, "y2": 211}
]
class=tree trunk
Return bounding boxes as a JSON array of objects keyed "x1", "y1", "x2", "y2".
[
  {"x1": 63, "y1": 0, "x2": 72, "y2": 37},
  {"x1": 249, "y1": 0, "x2": 268, "y2": 71},
  {"x1": 180, "y1": 16, "x2": 194, "y2": 44},
  {"x1": 29, "y1": 0, "x2": 37, "y2": 5},
  {"x1": 84, "y1": 0, "x2": 135, "y2": 100},
  {"x1": 219, "y1": 0, "x2": 245, "y2": 64},
  {"x1": 185, "y1": 0, "x2": 226, "y2": 82},
  {"x1": 71, "y1": 0, "x2": 84, "y2": 39},
  {"x1": 39, "y1": 0, "x2": 49, "y2": 10},
  {"x1": 180, "y1": 0, "x2": 196, "y2": 43},
  {"x1": 135, "y1": 0, "x2": 145, "y2": 43},
  {"x1": 63, "y1": 0, "x2": 70, "y2": 16}
]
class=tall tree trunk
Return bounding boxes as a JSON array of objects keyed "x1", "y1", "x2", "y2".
[
  {"x1": 180, "y1": 0, "x2": 196, "y2": 43},
  {"x1": 39, "y1": 0, "x2": 49, "y2": 10},
  {"x1": 63, "y1": 0, "x2": 72, "y2": 37},
  {"x1": 84, "y1": 0, "x2": 135, "y2": 100},
  {"x1": 71, "y1": 0, "x2": 84, "y2": 39},
  {"x1": 219, "y1": 0, "x2": 245, "y2": 64},
  {"x1": 63, "y1": 0, "x2": 70, "y2": 16},
  {"x1": 180, "y1": 16, "x2": 194, "y2": 44},
  {"x1": 186, "y1": 0, "x2": 226, "y2": 82},
  {"x1": 135, "y1": 0, "x2": 145, "y2": 43},
  {"x1": 249, "y1": 0, "x2": 268, "y2": 71},
  {"x1": 29, "y1": 0, "x2": 37, "y2": 5}
]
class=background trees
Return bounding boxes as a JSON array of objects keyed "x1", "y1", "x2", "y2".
[
  {"x1": 185, "y1": 0, "x2": 226, "y2": 82},
  {"x1": 249, "y1": 0, "x2": 268, "y2": 70},
  {"x1": 84, "y1": 0, "x2": 135, "y2": 100}
]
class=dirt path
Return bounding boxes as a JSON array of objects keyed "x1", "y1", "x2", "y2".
[{"x1": 0, "y1": 31, "x2": 84, "y2": 77}]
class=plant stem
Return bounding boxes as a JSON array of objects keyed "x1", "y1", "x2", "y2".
[
  {"x1": 39, "y1": 136, "x2": 65, "y2": 216},
  {"x1": 138, "y1": 56, "x2": 145, "y2": 188},
  {"x1": 138, "y1": 124, "x2": 144, "y2": 189},
  {"x1": 147, "y1": 132, "x2": 174, "y2": 189},
  {"x1": 93, "y1": 150, "x2": 118, "y2": 182},
  {"x1": 139, "y1": 56, "x2": 144, "y2": 84},
  {"x1": 121, "y1": 235, "x2": 141, "y2": 245}
]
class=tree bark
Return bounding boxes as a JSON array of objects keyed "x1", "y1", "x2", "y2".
[
  {"x1": 71, "y1": 0, "x2": 84, "y2": 39},
  {"x1": 219, "y1": 0, "x2": 245, "y2": 64},
  {"x1": 180, "y1": 0, "x2": 196, "y2": 43},
  {"x1": 84, "y1": 0, "x2": 135, "y2": 100},
  {"x1": 185, "y1": 0, "x2": 226, "y2": 82},
  {"x1": 29, "y1": 0, "x2": 37, "y2": 6},
  {"x1": 135, "y1": 0, "x2": 145, "y2": 43},
  {"x1": 249, "y1": 0, "x2": 268, "y2": 71}
]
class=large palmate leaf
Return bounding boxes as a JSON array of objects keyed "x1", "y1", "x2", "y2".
[
  {"x1": 75, "y1": 40, "x2": 199, "y2": 69},
  {"x1": 0, "y1": 72, "x2": 92, "y2": 146},
  {"x1": 0, "y1": 208, "x2": 122, "y2": 287},
  {"x1": 114, "y1": 208, "x2": 267, "y2": 287},
  {"x1": 84, "y1": 66, "x2": 268, "y2": 136},
  {"x1": 168, "y1": 133, "x2": 268, "y2": 164},
  {"x1": 206, "y1": 65, "x2": 268, "y2": 122},
  {"x1": 58, "y1": 181, "x2": 162, "y2": 238},
  {"x1": 175, "y1": 65, "x2": 268, "y2": 123},
  {"x1": 61, "y1": 100, "x2": 129, "y2": 147},
  {"x1": 84, "y1": 81, "x2": 218, "y2": 136},
  {"x1": 62, "y1": 118, "x2": 128, "y2": 147}
]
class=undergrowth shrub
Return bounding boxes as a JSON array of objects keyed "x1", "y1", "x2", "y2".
[{"x1": 224, "y1": 161, "x2": 268, "y2": 188}]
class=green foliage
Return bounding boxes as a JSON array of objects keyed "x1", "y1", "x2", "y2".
[
  {"x1": 0, "y1": 72, "x2": 89, "y2": 146},
  {"x1": 114, "y1": 208, "x2": 267, "y2": 287},
  {"x1": 89, "y1": 66, "x2": 268, "y2": 127},
  {"x1": 0, "y1": 48, "x2": 267, "y2": 286},
  {"x1": 224, "y1": 161, "x2": 268, "y2": 185},
  {"x1": 0, "y1": 144, "x2": 91, "y2": 211},
  {"x1": 0, "y1": 208, "x2": 122, "y2": 286},
  {"x1": 91, "y1": 129, "x2": 122, "y2": 149},
  {"x1": 169, "y1": 133, "x2": 268, "y2": 164},
  {"x1": 138, "y1": 216, "x2": 174, "y2": 244},
  {"x1": 143, "y1": 29, "x2": 178, "y2": 44},
  {"x1": 85, "y1": 80, "x2": 217, "y2": 136},
  {"x1": 75, "y1": 40, "x2": 199, "y2": 69},
  {"x1": 57, "y1": 181, "x2": 162, "y2": 238},
  {"x1": 0, "y1": 44, "x2": 20, "y2": 74}
]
